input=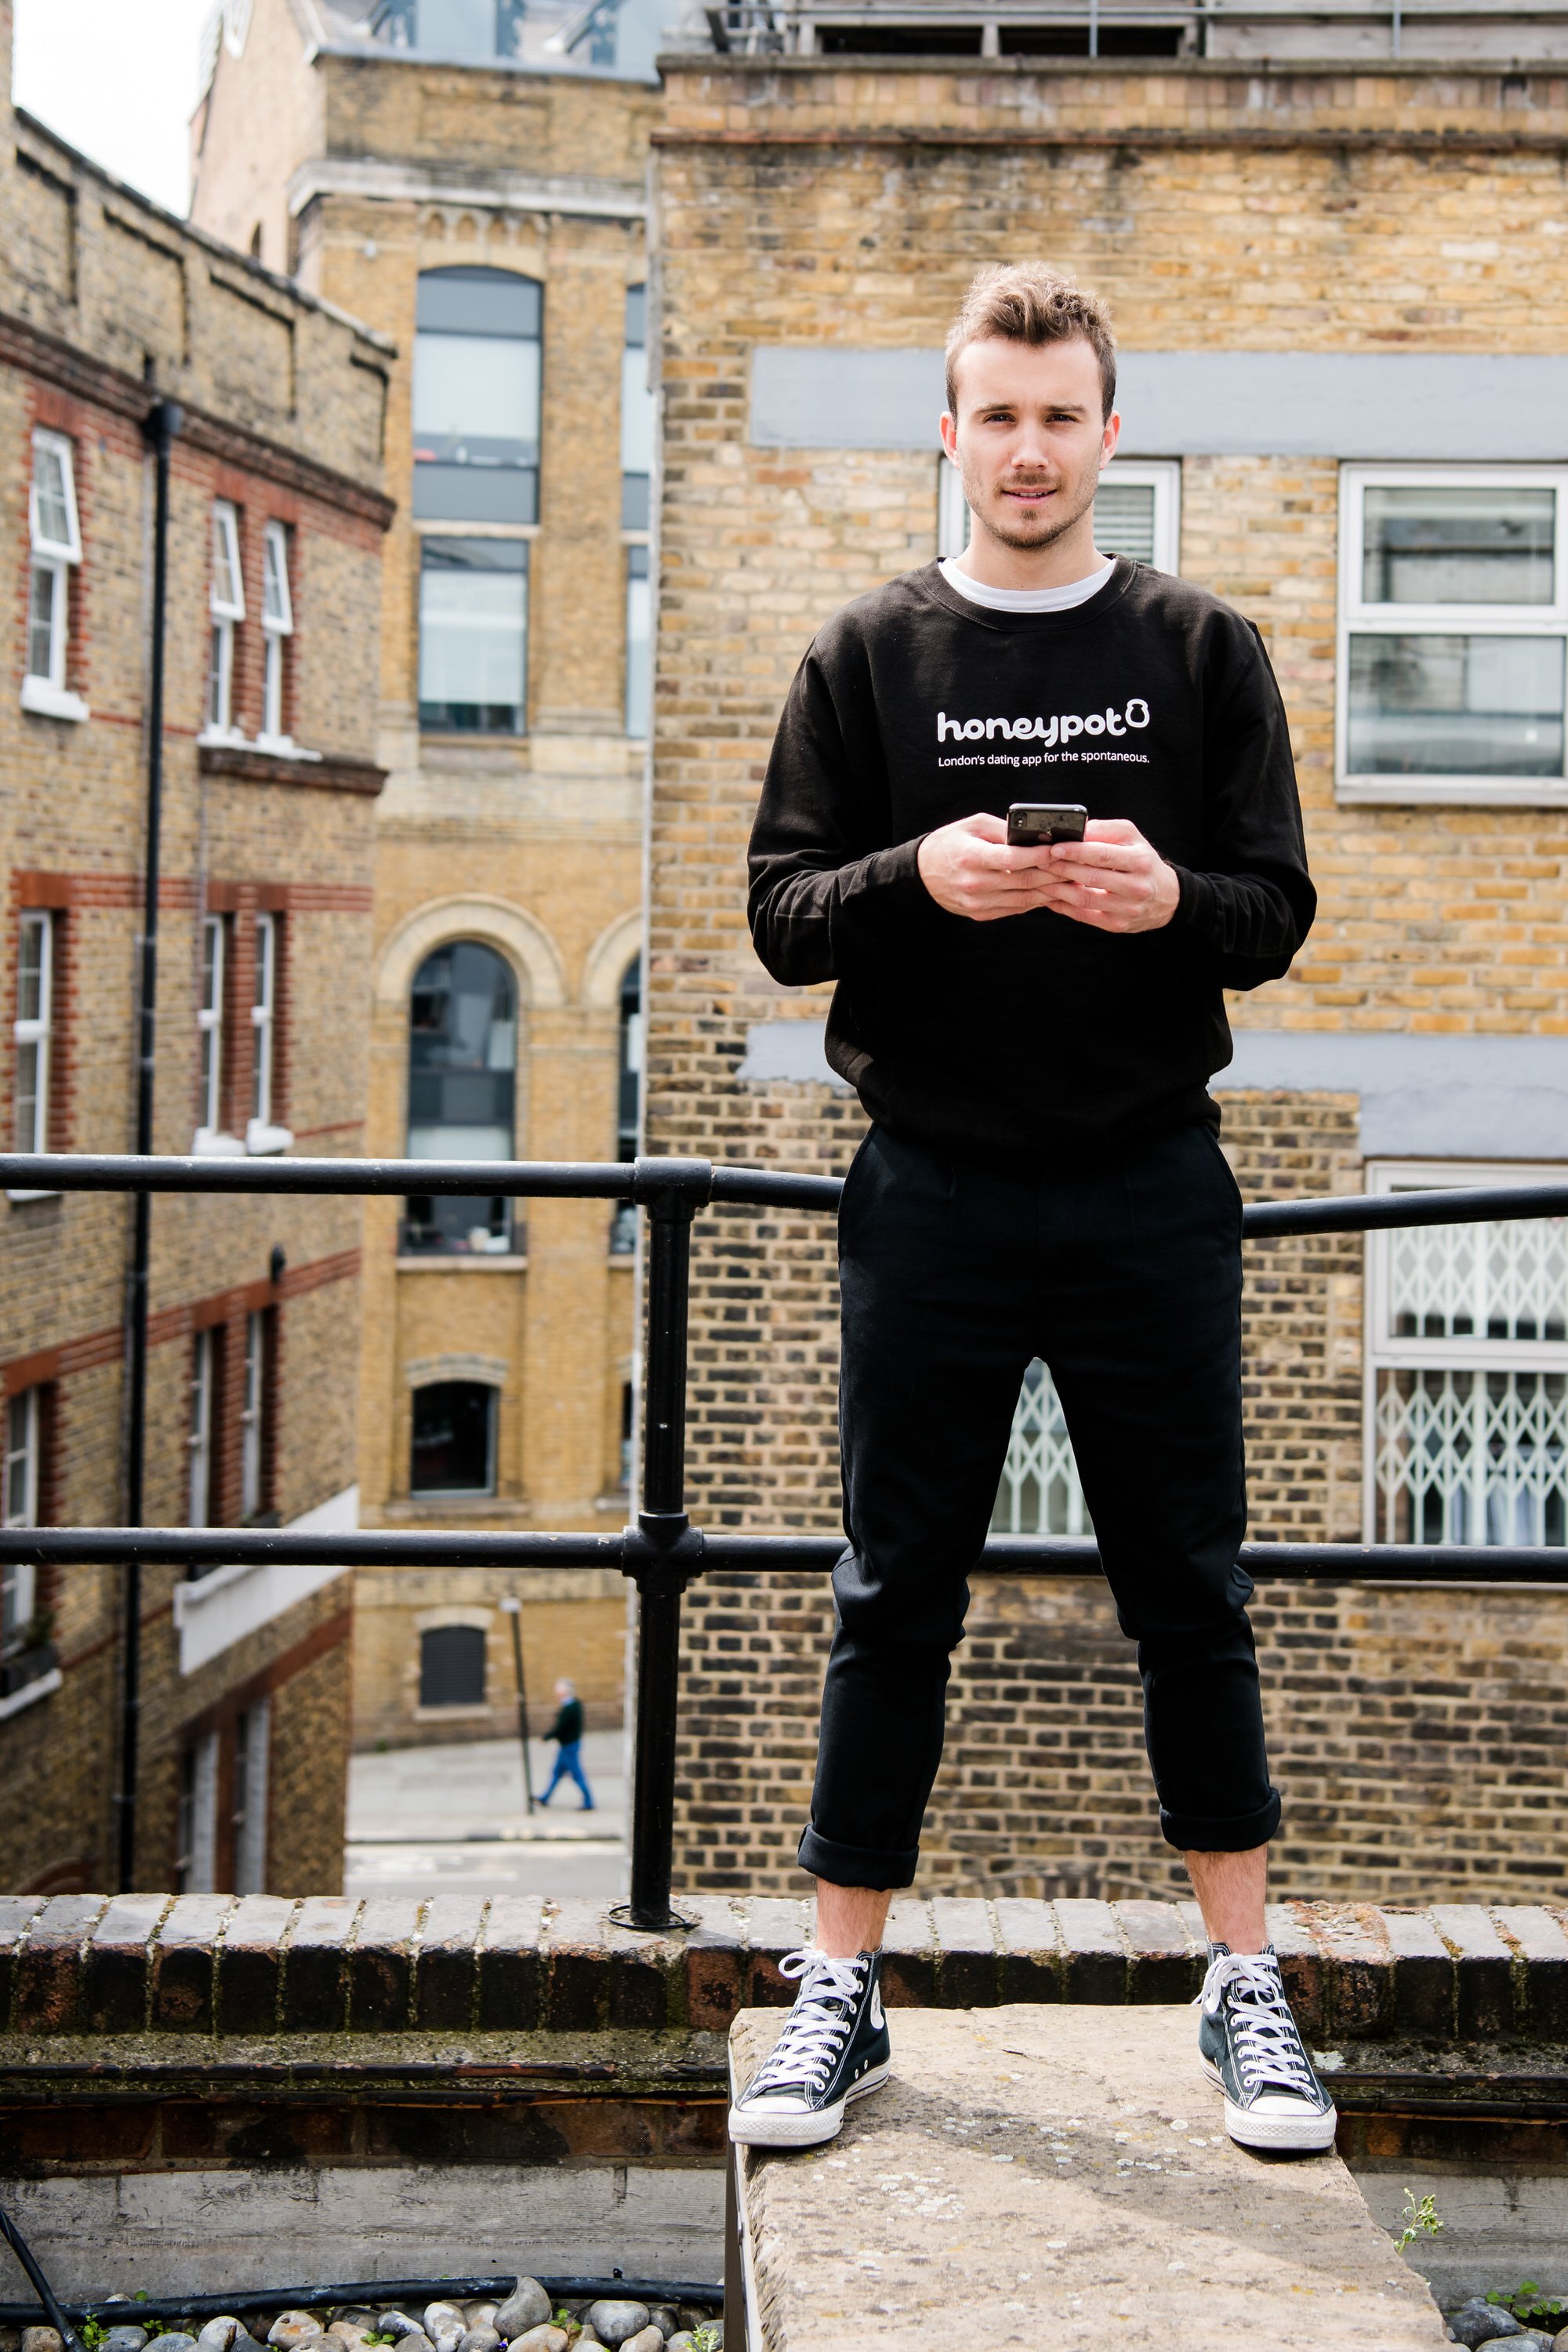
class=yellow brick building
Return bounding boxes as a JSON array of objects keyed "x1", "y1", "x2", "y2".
[
  {"x1": 644, "y1": 33, "x2": 1568, "y2": 1902},
  {"x1": 0, "y1": 0, "x2": 392, "y2": 1893},
  {"x1": 191, "y1": 0, "x2": 661, "y2": 1746}
]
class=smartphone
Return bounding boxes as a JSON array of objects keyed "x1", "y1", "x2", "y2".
[{"x1": 1007, "y1": 801, "x2": 1087, "y2": 848}]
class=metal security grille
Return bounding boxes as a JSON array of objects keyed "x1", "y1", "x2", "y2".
[
  {"x1": 1374, "y1": 1367, "x2": 1568, "y2": 1547},
  {"x1": 419, "y1": 1622, "x2": 487, "y2": 1706},
  {"x1": 1369, "y1": 1165, "x2": 1568, "y2": 1547},
  {"x1": 992, "y1": 1359, "x2": 1092, "y2": 1536}
]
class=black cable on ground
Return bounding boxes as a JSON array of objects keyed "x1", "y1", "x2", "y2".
[
  {"x1": 0, "y1": 2199, "x2": 86, "y2": 2352},
  {"x1": 0, "y1": 2278, "x2": 722, "y2": 2329}
]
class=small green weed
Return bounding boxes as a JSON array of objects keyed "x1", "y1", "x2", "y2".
[
  {"x1": 1486, "y1": 2280, "x2": 1565, "y2": 2324},
  {"x1": 1394, "y1": 2189, "x2": 1445, "y2": 2254},
  {"x1": 691, "y1": 2328, "x2": 721, "y2": 2352}
]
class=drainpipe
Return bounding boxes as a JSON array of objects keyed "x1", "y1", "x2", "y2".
[{"x1": 117, "y1": 398, "x2": 182, "y2": 1894}]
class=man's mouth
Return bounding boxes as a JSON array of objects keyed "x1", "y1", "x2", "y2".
[{"x1": 1001, "y1": 483, "x2": 1056, "y2": 504}]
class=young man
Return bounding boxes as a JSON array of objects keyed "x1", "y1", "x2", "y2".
[{"x1": 730, "y1": 263, "x2": 1330, "y2": 2158}]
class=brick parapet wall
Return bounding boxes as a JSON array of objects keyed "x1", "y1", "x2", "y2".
[{"x1": 0, "y1": 1892, "x2": 1565, "y2": 2048}]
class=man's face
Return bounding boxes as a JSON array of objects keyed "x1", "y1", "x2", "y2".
[{"x1": 940, "y1": 334, "x2": 1120, "y2": 554}]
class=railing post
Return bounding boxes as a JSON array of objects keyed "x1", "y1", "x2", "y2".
[{"x1": 615, "y1": 1158, "x2": 711, "y2": 1933}]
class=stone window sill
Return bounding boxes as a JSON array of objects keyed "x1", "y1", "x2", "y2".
[
  {"x1": 395, "y1": 1254, "x2": 528, "y2": 1272},
  {"x1": 0, "y1": 1660, "x2": 62, "y2": 1722},
  {"x1": 20, "y1": 677, "x2": 89, "y2": 723}
]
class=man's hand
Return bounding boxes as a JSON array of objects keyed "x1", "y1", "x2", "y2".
[
  {"x1": 1037, "y1": 818, "x2": 1181, "y2": 934},
  {"x1": 917, "y1": 812, "x2": 1180, "y2": 932}
]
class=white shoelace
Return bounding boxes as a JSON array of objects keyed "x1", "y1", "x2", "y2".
[
  {"x1": 747, "y1": 1950, "x2": 866, "y2": 2095},
  {"x1": 1197, "y1": 1947, "x2": 1319, "y2": 2100}
]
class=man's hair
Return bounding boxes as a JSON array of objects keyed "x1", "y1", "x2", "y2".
[{"x1": 944, "y1": 263, "x2": 1117, "y2": 421}]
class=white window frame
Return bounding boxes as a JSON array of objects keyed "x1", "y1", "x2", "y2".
[
  {"x1": 1364, "y1": 1158, "x2": 1568, "y2": 1548},
  {"x1": 937, "y1": 456, "x2": 1181, "y2": 573},
  {"x1": 189, "y1": 1328, "x2": 215, "y2": 1529},
  {"x1": 1337, "y1": 463, "x2": 1568, "y2": 808},
  {"x1": 2, "y1": 1389, "x2": 40, "y2": 1646},
  {"x1": 13, "y1": 910, "x2": 52, "y2": 1157},
  {"x1": 240, "y1": 1309, "x2": 264, "y2": 1522},
  {"x1": 22, "y1": 430, "x2": 88, "y2": 722},
  {"x1": 259, "y1": 521, "x2": 293, "y2": 750},
  {"x1": 1096, "y1": 458, "x2": 1181, "y2": 574},
  {"x1": 205, "y1": 502, "x2": 245, "y2": 741},
  {"x1": 194, "y1": 913, "x2": 240, "y2": 1152}
]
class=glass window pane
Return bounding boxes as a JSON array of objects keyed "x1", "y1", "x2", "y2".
[
  {"x1": 262, "y1": 528, "x2": 291, "y2": 628},
  {"x1": 17, "y1": 916, "x2": 46, "y2": 1027},
  {"x1": 212, "y1": 506, "x2": 244, "y2": 618},
  {"x1": 1094, "y1": 481, "x2": 1157, "y2": 565},
  {"x1": 1385, "y1": 1208, "x2": 1568, "y2": 1345},
  {"x1": 626, "y1": 548, "x2": 649, "y2": 738},
  {"x1": 418, "y1": 538, "x2": 527, "y2": 731},
  {"x1": 1347, "y1": 633, "x2": 1566, "y2": 777},
  {"x1": 412, "y1": 0, "x2": 497, "y2": 57},
  {"x1": 413, "y1": 332, "x2": 540, "y2": 469},
  {"x1": 1362, "y1": 486, "x2": 1555, "y2": 607},
  {"x1": 27, "y1": 563, "x2": 59, "y2": 681},
  {"x1": 14, "y1": 1040, "x2": 41, "y2": 1154},
  {"x1": 32, "y1": 445, "x2": 72, "y2": 551},
  {"x1": 411, "y1": 1383, "x2": 495, "y2": 1495},
  {"x1": 416, "y1": 267, "x2": 540, "y2": 339},
  {"x1": 620, "y1": 341, "x2": 655, "y2": 479}
]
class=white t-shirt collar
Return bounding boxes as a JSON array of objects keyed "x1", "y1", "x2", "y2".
[{"x1": 938, "y1": 554, "x2": 1116, "y2": 614}]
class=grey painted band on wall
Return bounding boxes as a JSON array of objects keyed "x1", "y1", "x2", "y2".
[
  {"x1": 735, "y1": 1021, "x2": 1568, "y2": 1158},
  {"x1": 750, "y1": 347, "x2": 1568, "y2": 461}
]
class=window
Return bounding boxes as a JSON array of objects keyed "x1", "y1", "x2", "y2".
[
  {"x1": 207, "y1": 503, "x2": 245, "y2": 737},
  {"x1": 13, "y1": 913, "x2": 53, "y2": 1155},
  {"x1": 1368, "y1": 1163, "x2": 1568, "y2": 1548},
  {"x1": 260, "y1": 522, "x2": 292, "y2": 746},
  {"x1": 188, "y1": 1329, "x2": 216, "y2": 1528},
  {"x1": 1339, "y1": 468, "x2": 1568, "y2": 803},
  {"x1": 23, "y1": 430, "x2": 85, "y2": 720},
  {"x1": 372, "y1": 0, "x2": 525, "y2": 58},
  {"x1": 232, "y1": 1697, "x2": 270, "y2": 1893},
  {"x1": 411, "y1": 1382, "x2": 497, "y2": 1496},
  {"x1": 413, "y1": 269, "x2": 540, "y2": 525},
  {"x1": 1094, "y1": 460, "x2": 1181, "y2": 572},
  {"x1": 240, "y1": 1310, "x2": 267, "y2": 1522},
  {"x1": 418, "y1": 537, "x2": 528, "y2": 734},
  {"x1": 176, "y1": 1730, "x2": 220, "y2": 1893},
  {"x1": 991, "y1": 1359, "x2": 1092, "y2": 1537},
  {"x1": 419, "y1": 1622, "x2": 488, "y2": 1705},
  {"x1": 938, "y1": 459, "x2": 970, "y2": 561},
  {"x1": 248, "y1": 910, "x2": 289, "y2": 1152},
  {"x1": 622, "y1": 285, "x2": 655, "y2": 531},
  {"x1": 196, "y1": 913, "x2": 229, "y2": 1142},
  {"x1": 610, "y1": 953, "x2": 641, "y2": 1254},
  {"x1": 403, "y1": 939, "x2": 517, "y2": 1254},
  {"x1": 625, "y1": 546, "x2": 650, "y2": 737},
  {"x1": 2, "y1": 1389, "x2": 40, "y2": 1650}
]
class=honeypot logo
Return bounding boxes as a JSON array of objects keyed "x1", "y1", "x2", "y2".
[{"x1": 937, "y1": 701, "x2": 1151, "y2": 746}]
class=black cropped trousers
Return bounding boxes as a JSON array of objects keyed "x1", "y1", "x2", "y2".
[{"x1": 797, "y1": 1120, "x2": 1281, "y2": 1891}]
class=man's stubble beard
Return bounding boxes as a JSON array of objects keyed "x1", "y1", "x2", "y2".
[{"x1": 960, "y1": 459, "x2": 1101, "y2": 555}]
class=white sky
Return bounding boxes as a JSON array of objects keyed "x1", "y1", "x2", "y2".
[{"x1": 12, "y1": 0, "x2": 216, "y2": 217}]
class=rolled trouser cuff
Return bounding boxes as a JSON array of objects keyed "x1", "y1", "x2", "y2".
[
  {"x1": 798, "y1": 1823, "x2": 918, "y2": 1890},
  {"x1": 1160, "y1": 1786, "x2": 1281, "y2": 1854}
]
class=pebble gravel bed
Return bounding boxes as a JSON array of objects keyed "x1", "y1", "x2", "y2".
[{"x1": 0, "y1": 2284, "x2": 720, "y2": 2352}]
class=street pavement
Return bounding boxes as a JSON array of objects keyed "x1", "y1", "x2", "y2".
[{"x1": 344, "y1": 1730, "x2": 626, "y2": 1899}]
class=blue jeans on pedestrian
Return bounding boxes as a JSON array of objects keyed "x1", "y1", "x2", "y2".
[{"x1": 543, "y1": 1739, "x2": 593, "y2": 1808}]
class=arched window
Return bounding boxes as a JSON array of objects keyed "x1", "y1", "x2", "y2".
[
  {"x1": 414, "y1": 267, "x2": 539, "y2": 736},
  {"x1": 403, "y1": 940, "x2": 517, "y2": 1254},
  {"x1": 411, "y1": 1382, "x2": 497, "y2": 1497},
  {"x1": 610, "y1": 954, "x2": 641, "y2": 1254},
  {"x1": 419, "y1": 1623, "x2": 488, "y2": 1706}
]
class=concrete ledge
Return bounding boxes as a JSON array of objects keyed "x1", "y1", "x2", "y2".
[
  {"x1": 3, "y1": 1896, "x2": 1568, "y2": 2046},
  {"x1": 728, "y1": 2005, "x2": 1450, "y2": 2350}
]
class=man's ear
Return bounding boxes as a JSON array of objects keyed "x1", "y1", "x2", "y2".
[{"x1": 938, "y1": 411, "x2": 960, "y2": 463}]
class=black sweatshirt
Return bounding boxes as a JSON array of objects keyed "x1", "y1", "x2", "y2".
[{"x1": 747, "y1": 558, "x2": 1316, "y2": 1162}]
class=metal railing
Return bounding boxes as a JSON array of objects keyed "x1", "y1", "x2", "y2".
[
  {"x1": 694, "y1": 0, "x2": 1568, "y2": 56},
  {"x1": 2, "y1": 1149, "x2": 1568, "y2": 1929}
]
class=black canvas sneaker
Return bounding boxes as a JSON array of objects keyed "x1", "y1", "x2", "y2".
[
  {"x1": 1197, "y1": 1943, "x2": 1338, "y2": 2153},
  {"x1": 728, "y1": 1947, "x2": 891, "y2": 2149}
]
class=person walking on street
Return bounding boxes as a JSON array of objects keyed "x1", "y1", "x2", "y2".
[
  {"x1": 729, "y1": 262, "x2": 1333, "y2": 2161},
  {"x1": 539, "y1": 1678, "x2": 594, "y2": 1809}
]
